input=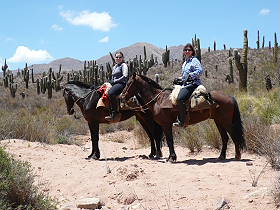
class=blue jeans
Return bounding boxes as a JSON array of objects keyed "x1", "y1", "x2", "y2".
[{"x1": 177, "y1": 83, "x2": 198, "y2": 104}]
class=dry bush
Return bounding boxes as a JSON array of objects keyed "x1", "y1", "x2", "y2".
[
  {"x1": 174, "y1": 125, "x2": 204, "y2": 153},
  {"x1": 201, "y1": 120, "x2": 221, "y2": 149},
  {"x1": 244, "y1": 116, "x2": 280, "y2": 169},
  {"x1": 274, "y1": 176, "x2": 280, "y2": 208},
  {"x1": 0, "y1": 86, "x2": 88, "y2": 144},
  {"x1": 100, "y1": 117, "x2": 136, "y2": 134},
  {"x1": 0, "y1": 147, "x2": 57, "y2": 210},
  {"x1": 133, "y1": 123, "x2": 150, "y2": 148}
]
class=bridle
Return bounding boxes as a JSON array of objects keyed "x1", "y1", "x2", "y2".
[
  {"x1": 121, "y1": 78, "x2": 167, "y2": 112},
  {"x1": 63, "y1": 88, "x2": 94, "y2": 118}
]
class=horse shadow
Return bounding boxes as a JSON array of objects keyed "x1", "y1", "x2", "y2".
[
  {"x1": 85, "y1": 154, "x2": 152, "y2": 162},
  {"x1": 175, "y1": 157, "x2": 252, "y2": 166}
]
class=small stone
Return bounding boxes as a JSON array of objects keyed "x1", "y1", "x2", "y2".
[
  {"x1": 76, "y1": 197, "x2": 101, "y2": 209},
  {"x1": 246, "y1": 162, "x2": 253, "y2": 166}
]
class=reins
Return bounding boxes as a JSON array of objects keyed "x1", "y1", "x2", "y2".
[{"x1": 123, "y1": 88, "x2": 167, "y2": 112}]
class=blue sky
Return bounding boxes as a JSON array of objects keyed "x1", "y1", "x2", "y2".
[{"x1": 0, "y1": 0, "x2": 279, "y2": 70}]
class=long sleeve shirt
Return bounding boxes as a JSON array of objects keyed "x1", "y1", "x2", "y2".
[
  {"x1": 112, "y1": 62, "x2": 129, "y2": 84},
  {"x1": 181, "y1": 56, "x2": 203, "y2": 86}
]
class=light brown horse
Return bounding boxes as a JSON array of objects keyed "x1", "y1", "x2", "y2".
[{"x1": 120, "y1": 73, "x2": 246, "y2": 162}]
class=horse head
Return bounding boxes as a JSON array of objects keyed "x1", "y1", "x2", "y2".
[
  {"x1": 120, "y1": 72, "x2": 140, "y2": 105},
  {"x1": 63, "y1": 88, "x2": 75, "y2": 115}
]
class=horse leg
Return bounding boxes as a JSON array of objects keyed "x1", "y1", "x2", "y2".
[
  {"x1": 214, "y1": 120, "x2": 229, "y2": 160},
  {"x1": 154, "y1": 122, "x2": 163, "y2": 159},
  {"x1": 86, "y1": 121, "x2": 100, "y2": 160},
  {"x1": 136, "y1": 116, "x2": 159, "y2": 159},
  {"x1": 163, "y1": 126, "x2": 177, "y2": 162},
  {"x1": 226, "y1": 129, "x2": 241, "y2": 160}
]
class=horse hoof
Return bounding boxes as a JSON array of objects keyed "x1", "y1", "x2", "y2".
[
  {"x1": 167, "y1": 156, "x2": 177, "y2": 163},
  {"x1": 148, "y1": 153, "x2": 155, "y2": 159},
  {"x1": 218, "y1": 156, "x2": 225, "y2": 160},
  {"x1": 86, "y1": 154, "x2": 100, "y2": 160},
  {"x1": 235, "y1": 155, "x2": 241, "y2": 160}
]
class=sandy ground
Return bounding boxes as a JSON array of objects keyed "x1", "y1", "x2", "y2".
[{"x1": 1, "y1": 131, "x2": 279, "y2": 210}]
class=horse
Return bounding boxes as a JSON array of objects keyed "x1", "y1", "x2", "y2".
[
  {"x1": 63, "y1": 81, "x2": 163, "y2": 160},
  {"x1": 120, "y1": 73, "x2": 246, "y2": 162}
]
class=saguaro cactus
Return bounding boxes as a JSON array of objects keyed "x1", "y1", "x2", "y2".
[
  {"x1": 22, "y1": 63, "x2": 30, "y2": 89},
  {"x1": 234, "y1": 29, "x2": 248, "y2": 92},
  {"x1": 9, "y1": 83, "x2": 17, "y2": 98},
  {"x1": 162, "y1": 45, "x2": 170, "y2": 68},
  {"x1": 1, "y1": 59, "x2": 8, "y2": 77},
  {"x1": 273, "y1": 32, "x2": 278, "y2": 63},
  {"x1": 256, "y1": 30, "x2": 260, "y2": 49}
]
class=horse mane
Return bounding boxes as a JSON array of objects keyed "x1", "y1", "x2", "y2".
[
  {"x1": 138, "y1": 74, "x2": 163, "y2": 90},
  {"x1": 66, "y1": 80, "x2": 92, "y2": 89}
]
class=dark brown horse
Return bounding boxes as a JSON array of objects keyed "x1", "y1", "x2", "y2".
[
  {"x1": 63, "y1": 81, "x2": 163, "y2": 160},
  {"x1": 120, "y1": 73, "x2": 246, "y2": 162}
]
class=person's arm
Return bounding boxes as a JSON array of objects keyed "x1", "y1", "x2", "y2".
[
  {"x1": 188, "y1": 58, "x2": 203, "y2": 80},
  {"x1": 113, "y1": 63, "x2": 129, "y2": 84}
]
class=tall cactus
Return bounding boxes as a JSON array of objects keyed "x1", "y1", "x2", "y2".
[
  {"x1": 214, "y1": 41, "x2": 216, "y2": 51},
  {"x1": 162, "y1": 45, "x2": 170, "y2": 68},
  {"x1": 227, "y1": 58, "x2": 234, "y2": 83},
  {"x1": 256, "y1": 30, "x2": 260, "y2": 49},
  {"x1": 22, "y1": 63, "x2": 30, "y2": 89},
  {"x1": 1, "y1": 59, "x2": 8, "y2": 78},
  {"x1": 262, "y1": 36, "x2": 265, "y2": 48},
  {"x1": 234, "y1": 29, "x2": 248, "y2": 92},
  {"x1": 273, "y1": 32, "x2": 278, "y2": 63},
  {"x1": 9, "y1": 83, "x2": 17, "y2": 98},
  {"x1": 52, "y1": 64, "x2": 63, "y2": 91}
]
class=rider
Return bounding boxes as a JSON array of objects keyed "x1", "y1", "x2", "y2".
[
  {"x1": 105, "y1": 51, "x2": 129, "y2": 122},
  {"x1": 173, "y1": 43, "x2": 204, "y2": 127}
]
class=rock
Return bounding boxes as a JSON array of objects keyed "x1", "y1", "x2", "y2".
[
  {"x1": 130, "y1": 203, "x2": 146, "y2": 210},
  {"x1": 76, "y1": 197, "x2": 101, "y2": 209}
]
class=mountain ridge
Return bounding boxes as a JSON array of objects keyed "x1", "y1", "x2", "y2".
[{"x1": 23, "y1": 42, "x2": 189, "y2": 73}]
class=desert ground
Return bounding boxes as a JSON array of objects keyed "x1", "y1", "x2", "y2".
[{"x1": 1, "y1": 130, "x2": 278, "y2": 210}]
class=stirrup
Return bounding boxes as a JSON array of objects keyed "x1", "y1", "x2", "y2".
[
  {"x1": 172, "y1": 120, "x2": 185, "y2": 127},
  {"x1": 105, "y1": 112, "x2": 121, "y2": 122}
]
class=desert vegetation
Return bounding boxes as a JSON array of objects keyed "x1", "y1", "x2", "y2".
[{"x1": 0, "y1": 30, "x2": 279, "y2": 208}]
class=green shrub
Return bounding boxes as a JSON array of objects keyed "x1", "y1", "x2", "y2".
[
  {"x1": 237, "y1": 88, "x2": 280, "y2": 124},
  {"x1": 0, "y1": 147, "x2": 57, "y2": 210}
]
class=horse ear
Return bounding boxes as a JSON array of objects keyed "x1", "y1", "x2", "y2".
[{"x1": 132, "y1": 72, "x2": 136, "y2": 79}]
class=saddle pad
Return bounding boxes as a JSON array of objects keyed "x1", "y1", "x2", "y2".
[{"x1": 96, "y1": 83, "x2": 112, "y2": 108}]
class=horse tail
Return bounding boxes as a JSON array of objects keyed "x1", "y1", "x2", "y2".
[{"x1": 231, "y1": 96, "x2": 246, "y2": 150}]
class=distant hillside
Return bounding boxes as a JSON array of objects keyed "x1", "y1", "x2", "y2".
[
  {"x1": 96, "y1": 42, "x2": 165, "y2": 65},
  {"x1": 27, "y1": 42, "x2": 206, "y2": 74},
  {"x1": 30, "y1": 57, "x2": 84, "y2": 74}
]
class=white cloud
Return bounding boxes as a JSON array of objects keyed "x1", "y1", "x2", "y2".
[
  {"x1": 51, "y1": 24, "x2": 63, "y2": 31},
  {"x1": 60, "y1": 10, "x2": 117, "y2": 32},
  {"x1": 259, "y1": 8, "x2": 270, "y2": 16},
  {"x1": 99, "y1": 36, "x2": 109, "y2": 43},
  {"x1": 7, "y1": 46, "x2": 53, "y2": 64}
]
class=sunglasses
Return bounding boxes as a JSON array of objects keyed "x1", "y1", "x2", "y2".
[
  {"x1": 115, "y1": 56, "x2": 123, "y2": 59},
  {"x1": 183, "y1": 49, "x2": 192, "y2": 52}
]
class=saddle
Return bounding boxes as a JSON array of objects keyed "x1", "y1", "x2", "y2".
[
  {"x1": 166, "y1": 85, "x2": 216, "y2": 111},
  {"x1": 96, "y1": 83, "x2": 141, "y2": 110}
]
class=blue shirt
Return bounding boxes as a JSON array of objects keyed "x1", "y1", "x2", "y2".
[{"x1": 181, "y1": 56, "x2": 203, "y2": 86}]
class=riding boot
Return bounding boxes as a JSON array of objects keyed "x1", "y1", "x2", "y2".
[
  {"x1": 173, "y1": 101, "x2": 187, "y2": 127},
  {"x1": 105, "y1": 97, "x2": 121, "y2": 122}
]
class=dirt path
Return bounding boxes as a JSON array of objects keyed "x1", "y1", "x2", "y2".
[{"x1": 1, "y1": 131, "x2": 278, "y2": 210}]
